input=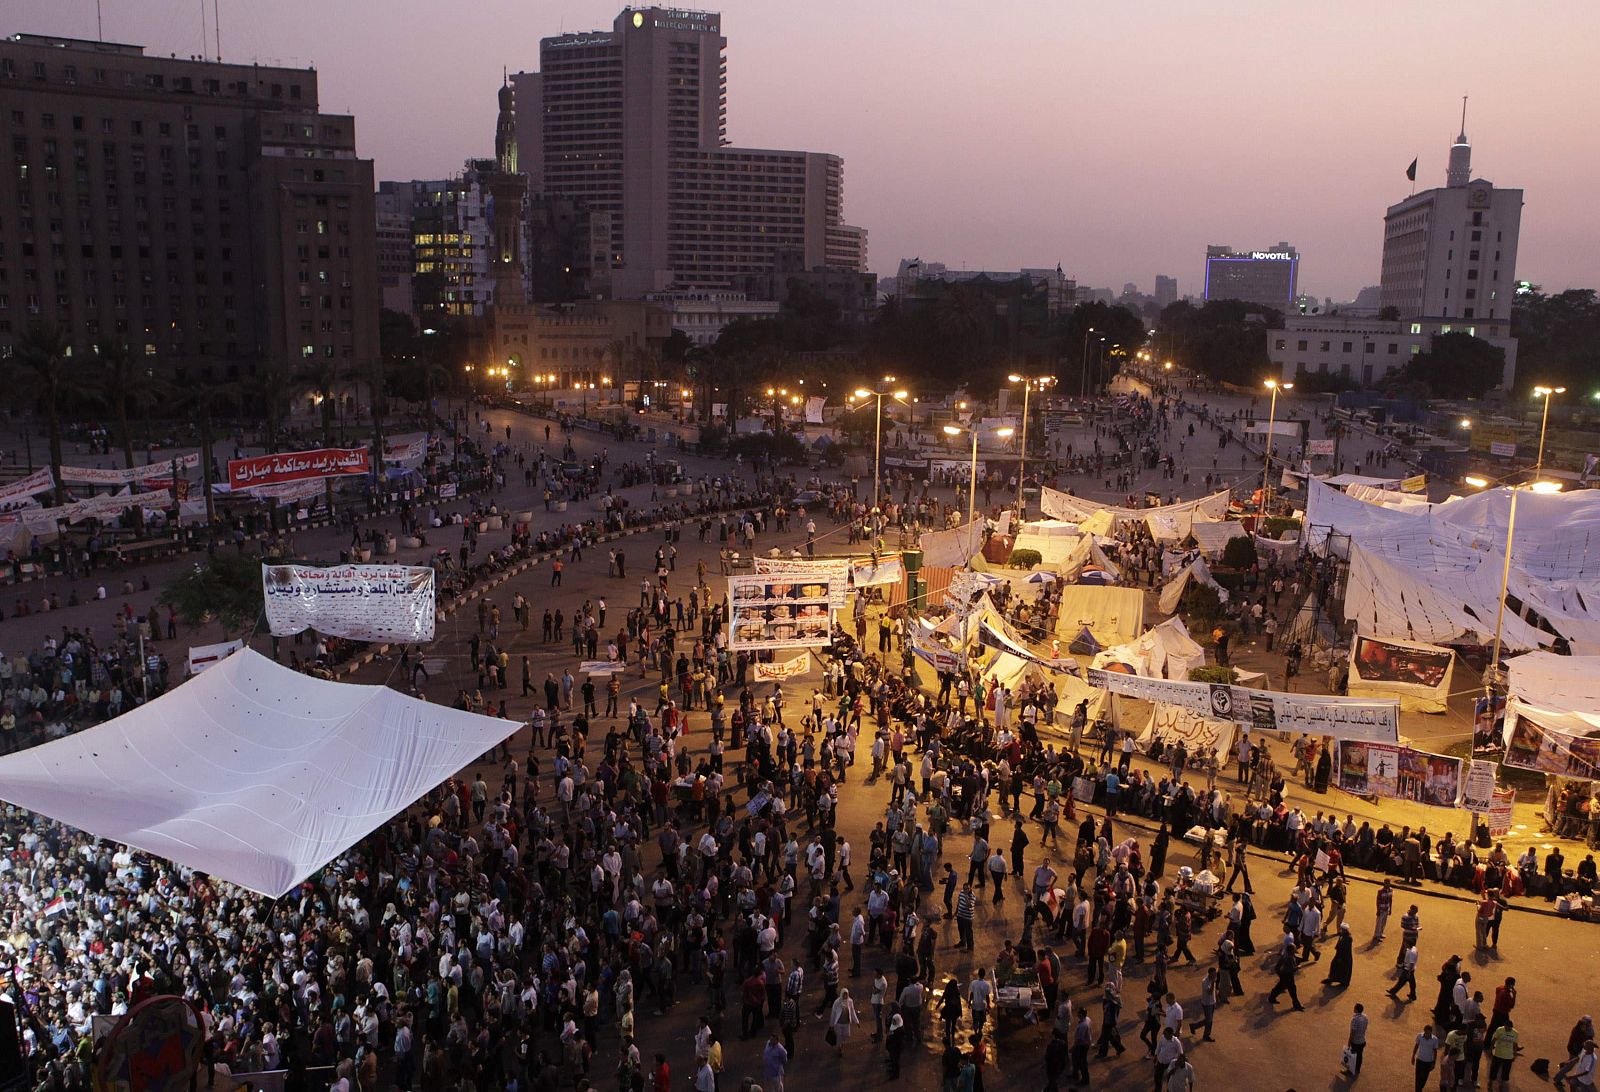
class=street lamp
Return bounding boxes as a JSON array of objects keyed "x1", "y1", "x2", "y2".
[
  {"x1": 1532, "y1": 385, "x2": 1566, "y2": 476},
  {"x1": 854, "y1": 379, "x2": 909, "y2": 509},
  {"x1": 945, "y1": 424, "x2": 1014, "y2": 527},
  {"x1": 1007, "y1": 372, "x2": 1056, "y2": 517},
  {"x1": 1261, "y1": 378, "x2": 1294, "y2": 515}
]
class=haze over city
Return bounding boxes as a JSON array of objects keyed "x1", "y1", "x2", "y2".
[{"x1": 13, "y1": 0, "x2": 1599, "y2": 300}]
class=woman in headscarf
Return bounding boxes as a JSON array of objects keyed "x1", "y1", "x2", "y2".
[
  {"x1": 886, "y1": 1012, "x2": 906, "y2": 1078},
  {"x1": 828, "y1": 986, "x2": 860, "y2": 1056},
  {"x1": 1322, "y1": 922, "x2": 1354, "y2": 988}
]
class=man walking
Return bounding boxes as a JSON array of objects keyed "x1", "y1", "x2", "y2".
[
  {"x1": 1388, "y1": 941, "x2": 1419, "y2": 1002},
  {"x1": 1412, "y1": 1023, "x2": 1441, "y2": 1092}
]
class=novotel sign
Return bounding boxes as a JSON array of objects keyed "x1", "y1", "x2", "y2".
[{"x1": 1249, "y1": 251, "x2": 1294, "y2": 261}]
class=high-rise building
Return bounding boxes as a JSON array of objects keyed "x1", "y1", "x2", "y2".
[
  {"x1": 511, "y1": 7, "x2": 866, "y2": 298},
  {"x1": 1379, "y1": 119, "x2": 1521, "y2": 334},
  {"x1": 1153, "y1": 275, "x2": 1178, "y2": 309},
  {"x1": 1202, "y1": 243, "x2": 1299, "y2": 314},
  {"x1": 0, "y1": 34, "x2": 378, "y2": 379}
]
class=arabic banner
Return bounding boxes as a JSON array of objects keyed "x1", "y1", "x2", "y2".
[
  {"x1": 59, "y1": 454, "x2": 198, "y2": 486},
  {"x1": 754, "y1": 652, "x2": 812, "y2": 681},
  {"x1": 1502, "y1": 701, "x2": 1600, "y2": 780},
  {"x1": 1085, "y1": 668, "x2": 1399, "y2": 742},
  {"x1": 0, "y1": 467, "x2": 56, "y2": 507},
  {"x1": 228, "y1": 447, "x2": 370, "y2": 490},
  {"x1": 728, "y1": 574, "x2": 835, "y2": 651},
  {"x1": 262, "y1": 563, "x2": 436, "y2": 642},
  {"x1": 1334, "y1": 740, "x2": 1462, "y2": 806},
  {"x1": 851, "y1": 555, "x2": 905, "y2": 588},
  {"x1": 1461, "y1": 760, "x2": 1499, "y2": 812},
  {"x1": 382, "y1": 437, "x2": 429, "y2": 465},
  {"x1": 1139, "y1": 704, "x2": 1236, "y2": 764},
  {"x1": 1348, "y1": 634, "x2": 1455, "y2": 713},
  {"x1": 579, "y1": 660, "x2": 624, "y2": 676},
  {"x1": 1485, "y1": 788, "x2": 1516, "y2": 837},
  {"x1": 1307, "y1": 439, "x2": 1336, "y2": 457}
]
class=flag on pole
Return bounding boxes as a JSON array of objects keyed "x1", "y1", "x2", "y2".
[{"x1": 1405, "y1": 158, "x2": 1418, "y2": 182}]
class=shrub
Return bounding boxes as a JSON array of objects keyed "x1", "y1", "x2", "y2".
[
  {"x1": 1221, "y1": 535, "x2": 1258, "y2": 570},
  {"x1": 1007, "y1": 548, "x2": 1042, "y2": 569},
  {"x1": 697, "y1": 423, "x2": 730, "y2": 450},
  {"x1": 1263, "y1": 516, "x2": 1302, "y2": 538},
  {"x1": 1180, "y1": 581, "x2": 1224, "y2": 625},
  {"x1": 728, "y1": 430, "x2": 806, "y2": 464},
  {"x1": 1188, "y1": 665, "x2": 1239, "y2": 685}
]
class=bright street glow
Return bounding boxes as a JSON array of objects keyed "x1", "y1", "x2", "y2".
[
  {"x1": 1008, "y1": 374, "x2": 1023, "y2": 382},
  {"x1": 854, "y1": 388, "x2": 871, "y2": 399},
  {"x1": 1464, "y1": 476, "x2": 1490, "y2": 488},
  {"x1": 1533, "y1": 385, "x2": 1566, "y2": 396},
  {"x1": 1530, "y1": 480, "x2": 1564, "y2": 494},
  {"x1": 996, "y1": 427, "x2": 1015, "y2": 438},
  {"x1": 893, "y1": 390, "x2": 908, "y2": 399},
  {"x1": 1460, "y1": 419, "x2": 1472, "y2": 428},
  {"x1": 943, "y1": 425, "x2": 961, "y2": 436}
]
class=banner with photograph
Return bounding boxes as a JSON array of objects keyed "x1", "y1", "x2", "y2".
[
  {"x1": 728, "y1": 573, "x2": 835, "y2": 651},
  {"x1": 1085, "y1": 668, "x2": 1399, "y2": 742},
  {"x1": 1334, "y1": 740, "x2": 1463, "y2": 806},
  {"x1": 1473, "y1": 694, "x2": 1508, "y2": 754},
  {"x1": 262, "y1": 563, "x2": 437, "y2": 643},
  {"x1": 1348, "y1": 634, "x2": 1455, "y2": 713},
  {"x1": 228, "y1": 447, "x2": 370, "y2": 490},
  {"x1": 754, "y1": 652, "x2": 812, "y2": 681},
  {"x1": 1502, "y1": 699, "x2": 1600, "y2": 780},
  {"x1": 753, "y1": 557, "x2": 850, "y2": 609},
  {"x1": 1139, "y1": 704, "x2": 1236, "y2": 764}
]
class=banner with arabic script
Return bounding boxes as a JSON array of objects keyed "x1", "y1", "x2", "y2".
[
  {"x1": 754, "y1": 652, "x2": 812, "y2": 681},
  {"x1": 229, "y1": 447, "x2": 370, "y2": 490},
  {"x1": 263, "y1": 564, "x2": 436, "y2": 642}
]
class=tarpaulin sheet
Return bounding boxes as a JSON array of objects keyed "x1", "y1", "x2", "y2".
[{"x1": 0, "y1": 649, "x2": 522, "y2": 897}]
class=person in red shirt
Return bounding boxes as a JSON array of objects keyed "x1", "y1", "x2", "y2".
[
  {"x1": 1489, "y1": 976, "x2": 1517, "y2": 1036},
  {"x1": 652, "y1": 1054, "x2": 670, "y2": 1092}
]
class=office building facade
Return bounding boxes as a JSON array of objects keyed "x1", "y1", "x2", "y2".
[
  {"x1": 1379, "y1": 127, "x2": 1521, "y2": 334},
  {"x1": 511, "y1": 7, "x2": 866, "y2": 298},
  {"x1": 0, "y1": 34, "x2": 378, "y2": 380},
  {"x1": 1203, "y1": 242, "x2": 1299, "y2": 313}
]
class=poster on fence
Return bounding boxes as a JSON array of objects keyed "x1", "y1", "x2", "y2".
[
  {"x1": 1139, "y1": 704, "x2": 1236, "y2": 765},
  {"x1": 728, "y1": 573, "x2": 835, "y2": 651},
  {"x1": 754, "y1": 652, "x2": 812, "y2": 681},
  {"x1": 1335, "y1": 740, "x2": 1462, "y2": 806},
  {"x1": 1347, "y1": 634, "x2": 1455, "y2": 713},
  {"x1": 1071, "y1": 777, "x2": 1096, "y2": 803},
  {"x1": 263, "y1": 563, "x2": 437, "y2": 642},
  {"x1": 228, "y1": 447, "x2": 370, "y2": 490},
  {"x1": 1501, "y1": 700, "x2": 1600, "y2": 780}
]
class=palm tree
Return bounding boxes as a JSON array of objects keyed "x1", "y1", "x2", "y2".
[
  {"x1": 291, "y1": 359, "x2": 355, "y2": 514},
  {"x1": 82, "y1": 340, "x2": 171, "y2": 531},
  {"x1": 239, "y1": 356, "x2": 291, "y2": 454},
  {"x1": 13, "y1": 322, "x2": 71, "y2": 505},
  {"x1": 172, "y1": 380, "x2": 238, "y2": 527}
]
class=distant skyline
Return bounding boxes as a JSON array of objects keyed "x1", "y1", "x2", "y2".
[{"x1": 12, "y1": 0, "x2": 1599, "y2": 301}]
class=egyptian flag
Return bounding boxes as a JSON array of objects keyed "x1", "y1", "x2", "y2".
[{"x1": 1405, "y1": 158, "x2": 1418, "y2": 182}]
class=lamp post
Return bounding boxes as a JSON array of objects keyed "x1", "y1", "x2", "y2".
[
  {"x1": 1007, "y1": 372, "x2": 1055, "y2": 517},
  {"x1": 945, "y1": 423, "x2": 1014, "y2": 527},
  {"x1": 853, "y1": 378, "x2": 908, "y2": 510},
  {"x1": 1261, "y1": 378, "x2": 1293, "y2": 514},
  {"x1": 1079, "y1": 326, "x2": 1096, "y2": 397},
  {"x1": 1532, "y1": 384, "x2": 1565, "y2": 476},
  {"x1": 1464, "y1": 475, "x2": 1564, "y2": 698}
]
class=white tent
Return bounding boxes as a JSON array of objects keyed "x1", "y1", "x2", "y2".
[
  {"x1": 1039, "y1": 488, "x2": 1230, "y2": 542},
  {"x1": 1309, "y1": 477, "x2": 1600, "y2": 653},
  {"x1": 0, "y1": 648, "x2": 521, "y2": 897},
  {"x1": 919, "y1": 519, "x2": 986, "y2": 567},
  {"x1": 1188, "y1": 520, "x2": 1247, "y2": 558},
  {"x1": 1508, "y1": 651, "x2": 1600, "y2": 714},
  {"x1": 1158, "y1": 556, "x2": 1229, "y2": 615}
]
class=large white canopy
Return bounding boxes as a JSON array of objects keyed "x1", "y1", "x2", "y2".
[
  {"x1": 1307, "y1": 477, "x2": 1600, "y2": 653},
  {"x1": 0, "y1": 648, "x2": 521, "y2": 897}
]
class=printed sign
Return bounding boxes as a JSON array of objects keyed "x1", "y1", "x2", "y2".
[
  {"x1": 1141, "y1": 704, "x2": 1236, "y2": 763},
  {"x1": 1085, "y1": 668, "x2": 1399, "y2": 742},
  {"x1": 1399, "y1": 474, "x2": 1427, "y2": 494},
  {"x1": 1306, "y1": 439, "x2": 1336, "y2": 457},
  {"x1": 851, "y1": 555, "x2": 905, "y2": 588},
  {"x1": 1461, "y1": 760, "x2": 1499, "y2": 812},
  {"x1": 1503, "y1": 708, "x2": 1600, "y2": 779},
  {"x1": 0, "y1": 467, "x2": 57, "y2": 507},
  {"x1": 728, "y1": 573, "x2": 835, "y2": 651},
  {"x1": 187, "y1": 639, "x2": 243, "y2": 675},
  {"x1": 1472, "y1": 694, "x2": 1507, "y2": 753},
  {"x1": 263, "y1": 564, "x2": 437, "y2": 643},
  {"x1": 1489, "y1": 440, "x2": 1517, "y2": 458},
  {"x1": 59, "y1": 454, "x2": 198, "y2": 486},
  {"x1": 1334, "y1": 740, "x2": 1462, "y2": 806},
  {"x1": 228, "y1": 447, "x2": 370, "y2": 490},
  {"x1": 754, "y1": 652, "x2": 812, "y2": 681},
  {"x1": 753, "y1": 557, "x2": 851, "y2": 609},
  {"x1": 1485, "y1": 788, "x2": 1516, "y2": 837}
]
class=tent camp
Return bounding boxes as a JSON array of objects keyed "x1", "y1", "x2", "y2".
[
  {"x1": 1055, "y1": 585, "x2": 1146, "y2": 647},
  {"x1": 1309, "y1": 477, "x2": 1600, "y2": 653},
  {"x1": 1189, "y1": 521, "x2": 1247, "y2": 558},
  {"x1": 1040, "y1": 488, "x2": 1230, "y2": 542},
  {"x1": 1507, "y1": 651, "x2": 1600, "y2": 714},
  {"x1": 979, "y1": 649, "x2": 1107, "y2": 728},
  {"x1": 0, "y1": 648, "x2": 522, "y2": 897},
  {"x1": 919, "y1": 519, "x2": 987, "y2": 567},
  {"x1": 1158, "y1": 556, "x2": 1229, "y2": 615},
  {"x1": 1090, "y1": 617, "x2": 1207, "y2": 682}
]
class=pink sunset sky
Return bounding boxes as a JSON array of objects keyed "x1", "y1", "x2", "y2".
[{"x1": 13, "y1": 0, "x2": 1598, "y2": 301}]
